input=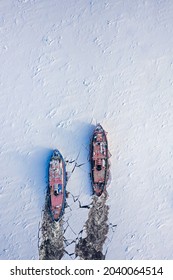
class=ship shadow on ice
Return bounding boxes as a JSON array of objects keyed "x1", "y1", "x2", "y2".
[{"x1": 26, "y1": 147, "x2": 53, "y2": 208}]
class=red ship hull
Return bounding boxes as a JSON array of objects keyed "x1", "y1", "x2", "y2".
[
  {"x1": 90, "y1": 124, "x2": 109, "y2": 196},
  {"x1": 48, "y1": 150, "x2": 66, "y2": 221}
]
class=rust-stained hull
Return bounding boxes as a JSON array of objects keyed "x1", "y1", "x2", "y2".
[
  {"x1": 90, "y1": 124, "x2": 109, "y2": 196},
  {"x1": 48, "y1": 150, "x2": 66, "y2": 222}
]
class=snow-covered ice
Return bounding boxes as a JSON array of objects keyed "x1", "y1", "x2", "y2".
[{"x1": 1, "y1": 0, "x2": 173, "y2": 259}]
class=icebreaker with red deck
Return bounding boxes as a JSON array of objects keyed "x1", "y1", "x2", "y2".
[
  {"x1": 48, "y1": 149, "x2": 66, "y2": 221},
  {"x1": 90, "y1": 124, "x2": 109, "y2": 196}
]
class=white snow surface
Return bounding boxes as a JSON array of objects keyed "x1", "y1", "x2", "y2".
[{"x1": 1, "y1": 0, "x2": 173, "y2": 260}]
